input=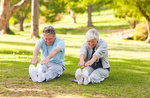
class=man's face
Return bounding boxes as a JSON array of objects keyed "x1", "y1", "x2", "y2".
[
  {"x1": 87, "y1": 38, "x2": 98, "y2": 48},
  {"x1": 44, "y1": 34, "x2": 55, "y2": 46}
]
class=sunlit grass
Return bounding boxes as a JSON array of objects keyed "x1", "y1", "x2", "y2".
[
  {"x1": 1, "y1": 32, "x2": 150, "y2": 97},
  {"x1": 0, "y1": 9, "x2": 150, "y2": 97}
]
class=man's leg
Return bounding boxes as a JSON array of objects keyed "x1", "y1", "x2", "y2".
[{"x1": 44, "y1": 63, "x2": 63, "y2": 81}]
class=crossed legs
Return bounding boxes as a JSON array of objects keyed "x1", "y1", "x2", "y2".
[
  {"x1": 75, "y1": 67, "x2": 109, "y2": 85},
  {"x1": 29, "y1": 63, "x2": 63, "y2": 82}
]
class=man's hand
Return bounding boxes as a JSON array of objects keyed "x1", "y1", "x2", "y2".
[
  {"x1": 85, "y1": 59, "x2": 94, "y2": 67},
  {"x1": 40, "y1": 57, "x2": 49, "y2": 65},
  {"x1": 30, "y1": 57, "x2": 38, "y2": 65}
]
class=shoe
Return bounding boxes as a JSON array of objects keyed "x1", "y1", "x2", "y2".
[
  {"x1": 82, "y1": 69, "x2": 90, "y2": 85},
  {"x1": 29, "y1": 64, "x2": 38, "y2": 82},
  {"x1": 75, "y1": 68, "x2": 83, "y2": 84},
  {"x1": 37, "y1": 64, "x2": 45, "y2": 82}
]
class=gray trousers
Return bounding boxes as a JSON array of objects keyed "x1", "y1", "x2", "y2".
[
  {"x1": 38, "y1": 62, "x2": 63, "y2": 81},
  {"x1": 84, "y1": 66, "x2": 109, "y2": 83}
]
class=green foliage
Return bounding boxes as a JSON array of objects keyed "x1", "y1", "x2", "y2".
[
  {"x1": 39, "y1": 0, "x2": 66, "y2": 23},
  {"x1": 64, "y1": 0, "x2": 86, "y2": 14},
  {"x1": 113, "y1": 0, "x2": 150, "y2": 22},
  {"x1": 9, "y1": 0, "x2": 31, "y2": 25},
  {"x1": 92, "y1": 0, "x2": 112, "y2": 12}
]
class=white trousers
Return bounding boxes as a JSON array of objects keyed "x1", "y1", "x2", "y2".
[
  {"x1": 84, "y1": 66, "x2": 109, "y2": 83},
  {"x1": 39, "y1": 62, "x2": 63, "y2": 81}
]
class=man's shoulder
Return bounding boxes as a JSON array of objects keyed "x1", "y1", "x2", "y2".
[
  {"x1": 38, "y1": 37, "x2": 44, "y2": 41},
  {"x1": 36, "y1": 37, "x2": 45, "y2": 46},
  {"x1": 55, "y1": 36, "x2": 64, "y2": 43}
]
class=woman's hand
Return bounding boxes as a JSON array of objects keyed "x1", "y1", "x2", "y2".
[
  {"x1": 78, "y1": 60, "x2": 85, "y2": 66},
  {"x1": 85, "y1": 59, "x2": 94, "y2": 67}
]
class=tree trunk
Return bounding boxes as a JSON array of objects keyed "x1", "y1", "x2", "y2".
[
  {"x1": 30, "y1": 0, "x2": 39, "y2": 39},
  {"x1": 87, "y1": 4, "x2": 93, "y2": 27},
  {"x1": 70, "y1": 10, "x2": 76, "y2": 24},
  {"x1": 0, "y1": 0, "x2": 10, "y2": 34},
  {"x1": 0, "y1": 0, "x2": 30, "y2": 34},
  {"x1": 129, "y1": 20, "x2": 139, "y2": 29},
  {"x1": 18, "y1": 12, "x2": 26, "y2": 31},
  {"x1": 19, "y1": 18, "x2": 24, "y2": 31},
  {"x1": 145, "y1": 20, "x2": 150, "y2": 43}
]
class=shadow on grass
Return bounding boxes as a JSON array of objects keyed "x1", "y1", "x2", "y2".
[
  {"x1": 55, "y1": 28, "x2": 87, "y2": 35},
  {"x1": 94, "y1": 24, "x2": 129, "y2": 30},
  {"x1": 0, "y1": 55, "x2": 150, "y2": 97},
  {"x1": 0, "y1": 41, "x2": 35, "y2": 46},
  {"x1": 0, "y1": 49, "x2": 32, "y2": 55},
  {"x1": 109, "y1": 43, "x2": 150, "y2": 52}
]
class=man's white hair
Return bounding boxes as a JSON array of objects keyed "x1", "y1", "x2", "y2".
[{"x1": 85, "y1": 28, "x2": 99, "y2": 41}]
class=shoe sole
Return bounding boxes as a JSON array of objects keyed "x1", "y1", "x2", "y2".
[
  {"x1": 29, "y1": 65, "x2": 38, "y2": 82},
  {"x1": 75, "y1": 68, "x2": 83, "y2": 84},
  {"x1": 83, "y1": 69, "x2": 90, "y2": 85}
]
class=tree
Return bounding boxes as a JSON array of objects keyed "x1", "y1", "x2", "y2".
[
  {"x1": 39, "y1": 0, "x2": 65, "y2": 23},
  {"x1": 0, "y1": 0, "x2": 30, "y2": 34},
  {"x1": 13, "y1": 2, "x2": 31, "y2": 31},
  {"x1": 82, "y1": 0, "x2": 111, "y2": 27},
  {"x1": 30, "y1": 0, "x2": 39, "y2": 39},
  {"x1": 64, "y1": 0, "x2": 86, "y2": 24},
  {"x1": 113, "y1": 0, "x2": 150, "y2": 42}
]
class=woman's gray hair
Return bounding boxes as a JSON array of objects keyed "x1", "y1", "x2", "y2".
[
  {"x1": 43, "y1": 26, "x2": 56, "y2": 36},
  {"x1": 85, "y1": 28, "x2": 99, "y2": 41}
]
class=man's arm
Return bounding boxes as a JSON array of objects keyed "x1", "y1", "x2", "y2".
[
  {"x1": 30, "y1": 45, "x2": 40, "y2": 64},
  {"x1": 40, "y1": 47, "x2": 61, "y2": 65}
]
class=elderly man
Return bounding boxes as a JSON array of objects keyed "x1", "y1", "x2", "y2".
[
  {"x1": 75, "y1": 28, "x2": 110, "y2": 85},
  {"x1": 29, "y1": 26, "x2": 65, "y2": 82}
]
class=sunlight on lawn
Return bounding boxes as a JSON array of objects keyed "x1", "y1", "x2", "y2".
[
  {"x1": 6, "y1": 88, "x2": 43, "y2": 92},
  {"x1": 53, "y1": 94, "x2": 86, "y2": 98},
  {"x1": 1, "y1": 9, "x2": 150, "y2": 98}
]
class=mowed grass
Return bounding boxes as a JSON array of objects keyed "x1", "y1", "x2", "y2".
[{"x1": 0, "y1": 9, "x2": 150, "y2": 97}]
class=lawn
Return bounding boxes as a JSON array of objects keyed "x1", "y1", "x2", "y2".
[{"x1": 0, "y1": 9, "x2": 150, "y2": 98}]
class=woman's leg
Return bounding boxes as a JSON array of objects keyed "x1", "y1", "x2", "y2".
[{"x1": 90, "y1": 68, "x2": 109, "y2": 83}]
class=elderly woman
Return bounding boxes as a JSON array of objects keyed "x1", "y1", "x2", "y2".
[{"x1": 75, "y1": 28, "x2": 110, "y2": 85}]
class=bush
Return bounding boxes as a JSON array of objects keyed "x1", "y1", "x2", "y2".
[{"x1": 133, "y1": 23, "x2": 147, "y2": 40}]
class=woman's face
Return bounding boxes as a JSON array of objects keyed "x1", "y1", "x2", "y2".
[
  {"x1": 87, "y1": 38, "x2": 98, "y2": 48},
  {"x1": 44, "y1": 34, "x2": 55, "y2": 46}
]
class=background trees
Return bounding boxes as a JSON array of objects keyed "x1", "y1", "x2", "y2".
[
  {"x1": 113, "y1": 0, "x2": 150, "y2": 42},
  {"x1": 0, "y1": 0, "x2": 150, "y2": 42},
  {"x1": 0, "y1": 0, "x2": 30, "y2": 34},
  {"x1": 30, "y1": 0, "x2": 39, "y2": 39}
]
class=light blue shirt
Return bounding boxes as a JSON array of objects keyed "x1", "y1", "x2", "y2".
[{"x1": 36, "y1": 36, "x2": 65, "y2": 68}]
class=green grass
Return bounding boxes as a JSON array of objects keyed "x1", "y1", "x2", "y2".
[{"x1": 0, "y1": 9, "x2": 150, "y2": 97}]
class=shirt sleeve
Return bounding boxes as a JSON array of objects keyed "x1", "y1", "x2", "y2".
[
  {"x1": 94, "y1": 41, "x2": 107, "y2": 60},
  {"x1": 36, "y1": 37, "x2": 44, "y2": 48},
  {"x1": 80, "y1": 43, "x2": 87, "y2": 57},
  {"x1": 56, "y1": 40, "x2": 65, "y2": 51}
]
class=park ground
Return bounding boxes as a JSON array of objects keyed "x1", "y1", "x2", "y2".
[{"x1": 0, "y1": 9, "x2": 150, "y2": 98}]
